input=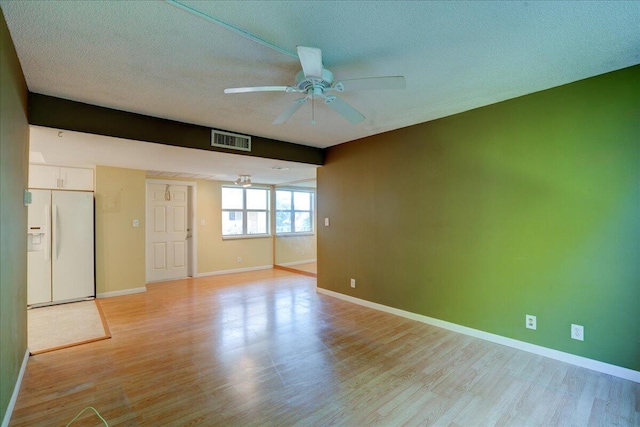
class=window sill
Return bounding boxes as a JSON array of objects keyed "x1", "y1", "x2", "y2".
[
  {"x1": 275, "y1": 233, "x2": 315, "y2": 238},
  {"x1": 222, "y1": 234, "x2": 272, "y2": 241}
]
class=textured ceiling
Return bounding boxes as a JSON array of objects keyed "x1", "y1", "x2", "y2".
[{"x1": 2, "y1": 1, "x2": 639, "y2": 177}]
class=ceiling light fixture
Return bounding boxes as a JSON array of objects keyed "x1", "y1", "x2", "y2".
[{"x1": 235, "y1": 175, "x2": 252, "y2": 187}]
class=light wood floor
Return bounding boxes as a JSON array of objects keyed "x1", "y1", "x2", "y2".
[
  {"x1": 10, "y1": 270, "x2": 639, "y2": 426},
  {"x1": 290, "y1": 262, "x2": 317, "y2": 275},
  {"x1": 274, "y1": 262, "x2": 317, "y2": 277}
]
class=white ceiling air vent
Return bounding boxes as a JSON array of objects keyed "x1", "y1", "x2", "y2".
[{"x1": 211, "y1": 130, "x2": 251, "y2": 152}]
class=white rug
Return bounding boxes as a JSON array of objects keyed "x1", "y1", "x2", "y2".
[{"x1": 28, "y1": 300, "x2": 110, "y2": 355}]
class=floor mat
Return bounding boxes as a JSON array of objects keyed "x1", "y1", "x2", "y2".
[{"x1": 28, "y1": 299, "x2": 111, "y2": 355}]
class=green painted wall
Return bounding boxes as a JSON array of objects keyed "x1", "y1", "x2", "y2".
[
  {"x1": 318, "y1": 65, "x2": 640, "y2": 371},
  {"x1": 0, "y1": 9, "x2": 29, "y2": 422}
]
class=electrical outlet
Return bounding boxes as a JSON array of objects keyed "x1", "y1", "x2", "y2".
[
  {"x1": 237, "y1": 257, "x2": 242, "y2": 263},
  {"x1": 350, "y1": 278, "x2": 356, "y2": 288},
  {"x1": 526, "y1": 314, "x2": 536, "y2": 330},
  {"x1": 571, "y1": 324, "x2": 584, "y2": 341}
]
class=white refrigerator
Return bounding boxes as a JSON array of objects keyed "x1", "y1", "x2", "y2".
[{"x1": 27, "y1": 189, "x2": 95, "y2": 306}]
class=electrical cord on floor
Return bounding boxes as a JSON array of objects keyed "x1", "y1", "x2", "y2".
[{"x1": 65, "y1": 406, "x2": 109, "y2": 426}]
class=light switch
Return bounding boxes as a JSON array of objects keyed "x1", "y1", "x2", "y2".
[
  {"x1": 201, "y1": 219, "x2": 205, "y2": 226},
  {"x1": 133, "y1": 219, "x2": 139, "y2": 228},
  {"x1": 324, "y1": 217, "x2": 330, "y2": 226}
]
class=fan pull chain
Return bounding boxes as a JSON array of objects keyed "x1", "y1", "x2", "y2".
[{"x1": 311, "y1": 94, "x2": 316, "y2": 125}]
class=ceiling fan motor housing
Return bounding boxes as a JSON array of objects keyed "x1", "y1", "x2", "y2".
[{"x1": 295, "y1": 69, "x2": 334, "y2": 94}]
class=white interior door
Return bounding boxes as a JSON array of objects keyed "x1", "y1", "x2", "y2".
[{"x1": 147, "y1": 183, "x2": 189, "y2": 282}]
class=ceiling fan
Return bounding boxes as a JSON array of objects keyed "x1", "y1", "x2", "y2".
[{"x1": 224, "y1": 46, "x2": 406, "y2": 125}]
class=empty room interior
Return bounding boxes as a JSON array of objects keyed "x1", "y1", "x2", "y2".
[{"x1": 1, "y1": 1, "x2": 639, "y2": 426}]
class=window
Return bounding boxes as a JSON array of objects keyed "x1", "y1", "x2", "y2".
[
  {"x1": 222, "y1": 186, "x2": 269, "y2": 236},
  {"x1": 276, "y1": 189, "x2": 314, "y2": 234}
]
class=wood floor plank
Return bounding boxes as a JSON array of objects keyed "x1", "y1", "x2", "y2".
[{"x1": 9, "y1": 269, "x2": 639, "y2": 426}]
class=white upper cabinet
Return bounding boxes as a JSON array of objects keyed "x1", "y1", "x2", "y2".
[
  {"x1": 28, "y1": 165, "x2": 59, "y2": 189},
  {"x1": 58, "y1": 167, "x2": 94, "y2": 191},
  {"x1": 29, "y1": 164, "x2": 94, "y2": 191}
]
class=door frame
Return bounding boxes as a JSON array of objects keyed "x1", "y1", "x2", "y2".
[{"x1": 145, "y1": 179, "x2": 198, "y2": 282}]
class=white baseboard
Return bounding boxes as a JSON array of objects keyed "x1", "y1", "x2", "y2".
[
  {"x1": 316, "y1": 287, "x2": 640, "y2": 384},
  {"x1": 97, "y1": 287, "x2": 146, "y2": 298},
  {"x1": 194, "y1": 265, "x2": 273, "y2": 277},
  {"x1": 277, "y1": 259, "x2": 317, "y2": 267},
  {"x1": 1, "y1": 348, "x2": 29, "y2": 427}
]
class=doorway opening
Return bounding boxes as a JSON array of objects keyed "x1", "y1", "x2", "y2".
[{"x1": 273, "y1": 178, "x2": 317, "y2": 277}]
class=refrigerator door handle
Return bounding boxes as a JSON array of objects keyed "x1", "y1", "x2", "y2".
[
  {"x1": 52, "y1": 204, "x2": 59, "y2": 261},
  {"x1": 44, "y1": 204, "x2": 51, "y2": 262}
]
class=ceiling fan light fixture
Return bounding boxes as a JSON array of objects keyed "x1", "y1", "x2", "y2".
[{"x1": 235, "y1": 175, "x2": 252, "y2": 187}]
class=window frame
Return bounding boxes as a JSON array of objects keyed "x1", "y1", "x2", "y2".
[
  {"x1": 221, "y1": 185, "x2": 271, "y2": 238},
  {"x1": 275, "y1": 188, "x2": 315, "y2": 236}
]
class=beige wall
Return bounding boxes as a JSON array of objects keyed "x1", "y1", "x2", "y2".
[
  {"x1": 274, "y1": 235, "x2": 316, "y2": 265},
  {"x1": 0, "y1": 9, "x2": 29, "y2": 421},
  {"x1": 194, "y1": 179, "x2": 273, "y2": 273},
  {"x1": 92, "y1": 168, "x2": 278, "y2": 295},
  {"x1": 95, "y1": 166, "x2": 146, "y2": 294}
]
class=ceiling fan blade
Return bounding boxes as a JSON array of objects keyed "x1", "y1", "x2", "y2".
[
  {"x1": 224, "y1": 86, "x2": 291, "y2": 94},
  {"x1": 297, "y1": 46, "x2": 323, "y2": 79},
  {"x1": 333, "y1": 76, "x2": 406, "y2": 92},
  {"x1": 324, "y1": 95, "x2": 365, "y2": 124},
  {"x1": 273, "y1": 97, "x2": 308, "y2": 125}
]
